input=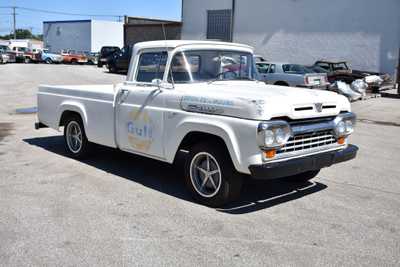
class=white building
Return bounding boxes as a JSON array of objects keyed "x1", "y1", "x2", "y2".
[
  {"x1": 43, "y1": 20, "x2": 123, "y2": 53},
  {"x1": 8, "y1": 39, "x2": 43, "y2": 50},
  {"x1": 181, "y1": 0, "x2": 400, "y2": 76}
]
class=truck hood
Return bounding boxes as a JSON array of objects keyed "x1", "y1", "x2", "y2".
[{"x1": 177, "y1": 81, "x2": 350, "y2": 120}]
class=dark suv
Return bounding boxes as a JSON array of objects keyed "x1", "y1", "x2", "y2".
[
  {"x1": 97, "y1": 46, "x2": 120, "y2": 67},
  {"x1": 106, "y1": 46, "x2": 133, "y2": 74}
]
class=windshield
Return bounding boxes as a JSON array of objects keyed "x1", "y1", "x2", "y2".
[
  {"x1": 283, "y1": 64, "x2": 314, "y2": 74},
  {"x1": 332, "y1": 63, "x2": 349, "y2": 71},
  {"x1": 169, "y1": 50, "x2": 258, "y2": 83},
  {"x1": 309, "y1": 65, "x2": 328, "y2": 73}
]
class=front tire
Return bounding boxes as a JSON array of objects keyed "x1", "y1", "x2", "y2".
[
  {"x1": 45, "y1": 58, "x2": 53, "y2": 64},
  {"x1": 63, "y1": 115, "x2": 92, "y2": 159},
  {"x1": 184, "y1": 142, "x2": 243, "y2": 207}
]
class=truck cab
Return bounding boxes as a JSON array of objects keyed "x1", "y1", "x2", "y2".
[{"x1": 37, "y1": 40, "x2": 358, "y2": 207}]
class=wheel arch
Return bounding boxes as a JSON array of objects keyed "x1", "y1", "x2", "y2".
[
  {"x1": 274, "y1": 81, "x2": 289, "y2": 86},
  {"x1": 167, "y1": 120, "x2": 242, "y2": 173},
  {"x1": 57, "y1": 101, "x2": 88, "y2": 130}
]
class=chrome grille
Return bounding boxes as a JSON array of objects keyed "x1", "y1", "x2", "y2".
[{"x1": 277, "y1": 130, "x2": 337, "y2": 154}]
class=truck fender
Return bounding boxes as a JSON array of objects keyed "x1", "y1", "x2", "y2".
[
  {"x1": 57, "y1": 101, "x2": 88, "y2": 130},
  {"x1": 166, "y1": 118, "x2": 242, "y2": 172}
]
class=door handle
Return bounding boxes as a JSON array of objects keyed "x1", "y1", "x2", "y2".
[{"x1": 118, "y1": 89, "x2": 129, "y2": 104}]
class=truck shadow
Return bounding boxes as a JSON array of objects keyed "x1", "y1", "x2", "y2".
[{"x1": 24, "y1": 136, "x2": 327, "y2": 214}]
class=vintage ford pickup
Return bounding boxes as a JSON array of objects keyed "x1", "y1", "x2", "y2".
[{"x1": 36, "y1": 40, "x2": 358, "y2": 207}]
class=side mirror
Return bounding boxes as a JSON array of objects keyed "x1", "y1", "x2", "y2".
[{"x1": 151, "y1": 78, "x2": 162, "y2": 88}]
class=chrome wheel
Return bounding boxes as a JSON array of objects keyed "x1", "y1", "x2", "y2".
[
  {"x1": 66, "y1": 121, "x2": 83, "y2": 153},
  {"x1": 189, "y1": 152, "x2": 222, "y2": 198}
]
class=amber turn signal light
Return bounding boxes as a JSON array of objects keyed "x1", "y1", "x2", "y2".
[
  {"x1": 264, "y1": 149, "x2": 276, "y2": 159},
  {"x1": 338, "y1": 137, "x2": 346, "y2": 145}
]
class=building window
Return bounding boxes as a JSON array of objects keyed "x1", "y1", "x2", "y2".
[{"x1": 206, "y1": 9, "x2": 232, "y2": 42}]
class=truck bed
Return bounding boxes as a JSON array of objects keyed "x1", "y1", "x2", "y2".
[{"x1": 37, "y1": 84, "x2": 117, "y2": 148}]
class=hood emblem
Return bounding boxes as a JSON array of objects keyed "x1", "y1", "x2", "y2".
[{"x1": 314, "y1": 103, "x2": 323, "y2": 113}]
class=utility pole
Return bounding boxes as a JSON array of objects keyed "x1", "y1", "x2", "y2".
[{"x1": 12, "y1": 6, "x2": 16, "y2": 39}]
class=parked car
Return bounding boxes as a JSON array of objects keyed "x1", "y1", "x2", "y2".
[
  {"x1": 0, "y1": 51, "x2": 10, "y2": 64},
  {"x1": 312, "y1": 60, "x2": 394, "y2": 90},
  {"x1": 256, "y1": 62, "x2": 329, "y2": 89},
  {"x1": 10, "y1": 47, "x2": 27, "y2": 63},
  {"x1": 61, "y1": 50, "x2": 88, "y2": 64},
  {"x1": 106, "y1": 46, "x2": 132, "y2": 73},
  {"x1": 97, "y1": 46, "x2": 120, "y2": 67},
  {"x1": 10, "y1": 47, "x2": 41, "y2": 63},
  {"x1": 41, "y1": 49, "x2": 63, "y2": 64},
  {"x1": 84, "y1": 52, "x2": 99, "y2": 65},
  {"x1": 0, "y1": 45, "x2": 16, "y2": 63},
  {"x1": 36, "y1": 40, "x2": 358, "y2": 207}
]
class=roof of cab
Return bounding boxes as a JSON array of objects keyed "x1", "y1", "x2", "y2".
[{"x1": 133, "y1": 40, "x2": 254, "y2": 51}]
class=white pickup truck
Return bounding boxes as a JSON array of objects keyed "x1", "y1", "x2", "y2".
[{"x1": 36, "y1": 40, "x2": 358, "y2": 207}]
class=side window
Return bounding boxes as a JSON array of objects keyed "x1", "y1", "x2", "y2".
[
  {"x1": 136, "y1": 52, "x2": 168, "y2": 83},
  {"x1": 269, "y1": 64, "x2": 276, "y2": 73},
  {"x1": 316, "y1": 63, "x2": 330, "y2": 71},
  {"x1": 256, "y1": 63, "x2": 269, "y2": 74},
  {"x1": 282, "y1": 64, "x2": 290, "y2": 72}
]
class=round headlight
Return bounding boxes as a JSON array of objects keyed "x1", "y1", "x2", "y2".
[
  {"x1": 345, "y1": 120, "x2": 353, "y2": 133},
  {"x1": 264, "y1": 130, "x2": 274, "y2": 146},
  {"x1": 336, "y1": 120, "x2": 346, "y2": 135},
  {"x1": 275, "y1": 128, "x2": 286, "y2": 144}
]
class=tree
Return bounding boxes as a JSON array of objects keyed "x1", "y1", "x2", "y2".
[{"x1": 0, "y1": 29, "x2": 42, "y2": 40}]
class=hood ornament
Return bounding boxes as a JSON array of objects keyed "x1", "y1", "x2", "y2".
[{"x1": 314, "y1": 103, "x2": 323, "y2": 113}]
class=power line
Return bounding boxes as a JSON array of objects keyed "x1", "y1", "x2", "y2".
[
  {"x1": 0, "y1": 6, "x2": 122, "y2": 18},
  {"x1": 0, "y1": 6, "x2": 124, "y2": 37}
]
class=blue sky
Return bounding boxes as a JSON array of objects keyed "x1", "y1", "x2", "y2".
[{"x1": 0, "y1": 0, "x2": 182, "y2": 35}]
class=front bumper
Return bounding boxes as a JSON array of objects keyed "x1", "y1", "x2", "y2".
[{"x1": 249, "y1": 144, "x2": 358, "y2": 180}]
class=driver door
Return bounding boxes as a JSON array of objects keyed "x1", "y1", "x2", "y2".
[{"x1": 115, "y1": 50, "x2": 168, "y2": 159}]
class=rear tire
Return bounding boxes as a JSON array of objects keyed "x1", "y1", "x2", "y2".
[
  {"x1": 108, "y1": 64, "x2": 117, "y2": 73},
  {"x1": 285, "y1": 170, "x2": 320, "y2": 183},
  {"x1": 63, "y1": 114, "x2": 92, "y2": 159},
  {"x1": 184, "y1": 142, "x2": 243, "y2": 207},
  {"x1": 274, "y1": 81, "x2": 289, "y2": 86}
]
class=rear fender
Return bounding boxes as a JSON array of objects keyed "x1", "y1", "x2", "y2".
[{"x1": 57, "y1": 101, "x2": 88, "y2": 130}]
